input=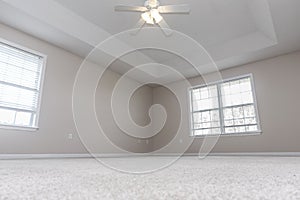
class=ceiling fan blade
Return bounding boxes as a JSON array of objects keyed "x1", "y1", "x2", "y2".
[
  {"x1": 115, "y1": 5, "x2": 148, "y2": 12},
  {"x1": 157, "y1": 19, "x2": 173, "y2": 36},
  {"x1": 158, "y1": 5, "x2": 191, "y2": 14},
  {"x1": 131, "y1": 18, "x2": 146, "y2": 35}
]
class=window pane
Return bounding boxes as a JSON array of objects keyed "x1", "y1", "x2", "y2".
[
  {"x1": 225, "y1": 127, "x2": 235, "y2": 134},
  {"x1": 0, "y1": 62, "x2": 39, "y2": 89},
  {"x1": 234, "y1": 118, "x2": 245, "y2": 125},
  {"x1": 221, "y1": 77, "x2": 254, "y2": 107},
  {"x1": 232, "y1": 106, "x2": 244, "y2": 118},
  {"x1": 223, "y1": 108, "x2": 233, "y2": 119},
  {"x1": 211, "y1": 110, "x2": 220, "y2": 122},
  {"x1": 194, "y1": 128, "x2": 221, "y2": 136},
  {"x1": 235, "y1": 126, "x2": 246, "y2": 133},
  {"x1": 193, "y1": 110, "x2": 220, "y2": 130},
  {"x1": 240, "y1": 78, "x2": 252, "y2": 92},
  {"x1": 246, "y1": 125, "x2": 258, "y2": 132},
  {"x1": 193, "y1": 98, "x2": 219, "y2": 111},
  {"x1": 245, "y1": 117, "x2": 257, "y2": 125},
  {"x1": 223, "y1": 105, "x2": 258, "y2": 134},
  {"x1": 192, "y1": 89, "x2": 200, "y2": 101},
  {"x1": 241, "y1": 91, "x2": 253, "y2": 104},
  {"x1": 0, "y1": 83, "x2": 38, "y2": 110},
  {"x1": 221, "y1": 77, "x2": 259, "y2": 134},
  {"x1": 190, "y1": 76, "x2": 260, "y2": 136},
  {"x1": 224, "y1": 119, "x2": 234, "y2": 126},
  {"x1": 15, "y1": 112, "x2": 32, "y2": 126},
  {"x1": 0, "y1": 108, "x2": 15, "y2": 125},
  {"x1": 0, "y1": 41, "x2": 44, "y2": 128},
  {"x1": 191, "y1": 85, "x2": 221, "y2": 134},
  {"x1": 244, "y1": 105, "x2": 255, "y2": 117},
  {"x1": 192, "y1": 85, "x2": 219, "y2": 111}
]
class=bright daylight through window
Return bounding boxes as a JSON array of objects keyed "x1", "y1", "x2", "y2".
[
  {"x1": 190, "y1": 75, "x2": 261, "y2": 136},
  {"x1": 0, "y1": 40, "x2": 45, "y2": 130}
]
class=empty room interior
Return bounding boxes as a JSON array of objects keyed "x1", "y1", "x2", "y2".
[{"x1": 0, "y1": 0, "x2": 300, "y2": 199}]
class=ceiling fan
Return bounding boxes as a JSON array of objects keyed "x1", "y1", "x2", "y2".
[{"x1": 115, "y1": 0, "x2": 191, "y2": 36}]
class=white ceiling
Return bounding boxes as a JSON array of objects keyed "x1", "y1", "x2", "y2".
[{"x1": 0, "y1": 0, "x2": 300, "y2": 84}]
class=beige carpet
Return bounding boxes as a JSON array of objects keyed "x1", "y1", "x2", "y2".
[{"x1": 0, "y1": 156, "x2": 299, "y2": 200}]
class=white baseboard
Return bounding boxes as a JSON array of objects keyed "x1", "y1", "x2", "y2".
[
  {"x1": 0, "y1": 154, "x2": 129, "y2": 160},
  {"x1": 186, "y1": 152, "x2": 300, "y2": 157},
  {"x1": 0, "y1": 152, "x2": 300, "y2": 160}
]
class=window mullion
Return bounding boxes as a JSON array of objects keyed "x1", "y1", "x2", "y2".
[
  {"x1": 189, "y1": 89, "x2": 195, "y2": 136},
  {"x1": 13, "y1": 111, "x2": 17, "y2": 125},
  {"x1": 29, "y1": 113, "x2": 34, "y2": 127},
  {"x1": 217, "y1": 83, "x2": 225, "y2": 134}
]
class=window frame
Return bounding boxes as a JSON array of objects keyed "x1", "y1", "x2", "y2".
[
  {"x1": 188, "y1": 74, "x2": 262, "y2": 137},
  {"x1": 0, "y1": 38, "x2": 47, "y2": 131}
]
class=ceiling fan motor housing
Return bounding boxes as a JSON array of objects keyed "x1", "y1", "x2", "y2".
[{"x1": 144, "y1": 0, "x2": 160, "y2": 9}]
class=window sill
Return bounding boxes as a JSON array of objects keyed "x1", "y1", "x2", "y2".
[
  {"x1": 191, "y1": 130, "x2": 262, "y2": 138},
  {"x1": 0, "y1": 124, "x2": 39, "y2": 132}
]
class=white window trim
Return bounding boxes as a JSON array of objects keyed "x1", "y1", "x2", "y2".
[
  {"x1": 0, "y1": 38, "x2": 47, "y2": 131},
  {"x1": 188, "y1": 73, "x2": 262, "y2": 137}
]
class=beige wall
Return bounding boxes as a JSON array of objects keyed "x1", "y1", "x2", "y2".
[
  {"x1": 0, "y1": 23, "x2": 153, "y2": 154},
  {"x1": 95, "y1": 70, "x2": 153, "y2": 153},
  {"x1": 152, "y1": 51, "x2": 300, "y2": 153},
  {"x1": 1, "y1": 22, "x2": 300, "y2": 154}
]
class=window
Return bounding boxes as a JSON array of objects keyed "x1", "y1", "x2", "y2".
[
  {"x1": 0, "y1": 40, "x2": 46, "y2": 130},
  {"x1": 189, "y1": 75, "x2": 261, "y2": 136}
]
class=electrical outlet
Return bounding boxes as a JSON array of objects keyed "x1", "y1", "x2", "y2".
[{"x1": 68, "y1": 133, "x2": 73, "y2": 140}]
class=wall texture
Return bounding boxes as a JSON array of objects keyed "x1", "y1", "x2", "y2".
[
  {"x1": 152, "y1": 51, "x2": 300, "y2": 153},
  {"x1": 0, "y1": 23, "x2": 153, "y2": 154}
]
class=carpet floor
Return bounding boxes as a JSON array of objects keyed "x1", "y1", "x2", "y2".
[{"x1": 0, "y1": 156, "x2": 299, "y2": 200}]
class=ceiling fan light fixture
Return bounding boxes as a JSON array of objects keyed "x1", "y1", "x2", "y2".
[
  {"x1": 141, "y1": 12, "x2": 154, "y2": 24},
  {"x1": 151, "y1": 9, "x2": 163, "y2": 23}
]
